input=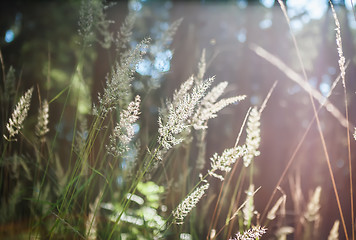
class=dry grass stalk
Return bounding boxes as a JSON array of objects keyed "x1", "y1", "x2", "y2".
[
  {"x1": 267, "y1": 194, "x2": 286, "y2": 221},
  {"x1": 259, "y1": 81, "x2": 277, "y2": 115},
  {"x1": 253, "y1": 43, "x2": 350, "y2": 238},
  {"x1": 228, "y1": 186, "x2": 261, "y2": 223},
  {"x1": 289, "y1": 171, "x2": 304, "y2": 215},
  {"x1": 257, "y1": 4, "x2": 349, "y2": 240},
  {"x1": 330, "y1": 2, "x2": 354, "y2": 239},
  {"x1": 259, "y1": 62, "x2": 349, "y2": 223},
  {"x1": 250, "y1": 44, "x2": 350, "y2": 130}
]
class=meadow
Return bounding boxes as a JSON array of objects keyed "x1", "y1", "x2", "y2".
[{"x1": 0, "y1": 0, "x2": 355, "y2": 239}]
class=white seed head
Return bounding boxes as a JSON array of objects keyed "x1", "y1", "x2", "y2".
[
  {"x1": 36, "y1": 99, "x2": 50, "y2": 141},
  {"x1": 229, "y1": 226, "x2": 267, "y2": 240},
  {"x1": 172, "y1": 183, "x2": 209, "y2": 224},
  {"x1": 304, "y1": 186, "x2": 321, "y2": 222},
  {"x1": 243, "y1": 184, "x2": 255, "y2": 227},
  {"x1": 328, "y1": 220, "x2": 340, "y2": 240},
  {"x1": 243, "y1": 107, "x2": 261, "y2": 167},
  {"x1": 106, "y1": 95, "x2": 141, "y2": 157},
  {"x1": 208, "y1": 145, "x2": 248, "y2": 180},
  {"x1": 4, "y1": 87, "x2": 33, "y2": 141},
  {"x1": 158, "y1": 77, "x2": 213, "y2": 151}
]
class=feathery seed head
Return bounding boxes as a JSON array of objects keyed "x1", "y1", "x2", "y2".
[
  {"x1": 202, "y1": 81, "x2": 229, "y2": 105},
  {"x1": 116, "y1": 8, "x2": 136, "y2": 53},
  {"x1": 330, "y1": 2, "x2": 346, "y2": 86},
  {"x1": 193, "y1": 93, "x2": 246, "y2": 130},
  {"x1": 328, "y1": 220, "x2": 340, "y2": 240},
  {"x1": 197, "y1": 49, "x2": 206, "y2": 82},
  {"x1": 243, "y1": 107, "x2": 261, "y2": 167},
  {"x1": 304, "y1": 186, "x2": 321, "y2": 222},
  {"x1": 36, "y1": 99, "x2": 50, "y2": 142},
  {"x1": 243, "y1": 184, "x2": 255, "y2": 227},
  {"x1": 208, "y1": 145, "x2": 247, "y2": 181},
  {"x1": 172, "y1": 183, "x2": 209, "y2": 224},
  {"x1": 97, "y1": 39, "x2": 148, "y2": 117},
  {"x1": 78, "y1": 0, "x2": 95, "y2": 43},
  {"x1": 159, "y1": 18, "x2": 183, "y2": 48},
  {"x1": 4, "y1": 66, "x2": 16, "y2": 101},
  {"x1": 173, "y1": 76, "x2": 195, "y2": 104},
  {"x1": 78, "y1": 0, "x2": 113, "y2": 48},
  {"x1": 107, "y1": 95, "x2": 141, "y2": 157},
  {"x1": 229, "y1": 226, "x2": 267, "y2": 240},
  {"x1": 192, "y1": 80, "x2": 245, "y2": 130},
  {"x1": 158, "y1": 77, "x2": 213, "y2": 151},
  {"x1": 4, "y1": 87, "x2": 33, "y2": 141}
]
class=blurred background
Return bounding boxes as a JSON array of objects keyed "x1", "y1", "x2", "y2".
[{"x1": 1, "y1": 0, "x2": 356, "y2": 239}]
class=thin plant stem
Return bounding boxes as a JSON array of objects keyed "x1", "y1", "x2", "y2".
[
  {"x1": 312, "y1": 97, "x2": 349, "y2": 240},
  {"x1": 107, "y1": 145, "x2": 163, "y2": 239},
  {"x1": 330, "y1": 1, "x2": 354, "y2": 238},
  {"x1": 215, "y1": 186, "x2": 261, "y2": 240},
  {"x1": 226, "y1": 167, "x2": 246, "y2": 238},
  {"x1": 277, "y1": 1, "x2": 349, "y2": 238},
  {"x1": 351, "y1": 0, "x2": 356, "y2": 21},
  {"x1": 161, "y1": 172, "x2": 210, "y2": 236},
  {"x1": 0, "y1": 49, "x2": 5, "y2": 87},
  {"x1": 345, "y1": 82, "x2": 355, "y2": 240},
  {"x1": 207, "y1": 174, "x2": 227, "y2": 240}
]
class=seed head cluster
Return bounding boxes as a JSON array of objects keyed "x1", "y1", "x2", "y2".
[
  {"x1": 172, "y1": 183, "x2": 209, "y2": 224},
  {"x1": 107, "y1": 95, "x2": 141, "y2": 157},
  {"x1": 304, "y1": 186, "x2": 321, "y2": 222},
  {"x1": 96, "y1": 40, "x2": 148, "y2": 117},
  {"x1": 36, "y1": 99, "x2": 50, "y2": 142},
  {"x1": 243, "y1": 184, "x2": 255, "y2": 227},
  {"x1": 243, "y1": 107, "x2": 261, "y2": 167},
  {"x1": 229, "y1": 226, "x2": 267, "y2": 240},
  {"x1": 192, "y1": 81, "x2": 246, "y2": 130},
  {"x1": 208, "y1": 145, "x2": 247, "y2": 181},
  {"x1": 4, "y1": 87, "x2": 33, "y2": 141},
  {"x1": 330, "y1": 3, "x2": 346, "y2": 85},
  {"x1": 158, "y1": 76, "x2": 213, "y2": 151}
]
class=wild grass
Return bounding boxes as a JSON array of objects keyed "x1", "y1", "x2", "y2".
[{"x1": 0, "y1": 0, "x2": 355, "y2": 240}]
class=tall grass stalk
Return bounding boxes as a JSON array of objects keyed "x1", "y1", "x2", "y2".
[
  {"x1": 257, "y1": 56, "x2": 349, "y2": 223},
  {"x1": 257, "y1": 1, "x2": 351, "y2": 239},
  {"x1": 208, "y1": 81, "x2": 275, "y2": 239},
  {"x1": 47, "y1": 46, "x2": 95, "y2": 238},
  {"x1": 281, "y1": 1, "x2": 349, "y2": 238},
  {"x1": 330, "y1": 2, "x2": 355, "y2": 239}
]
